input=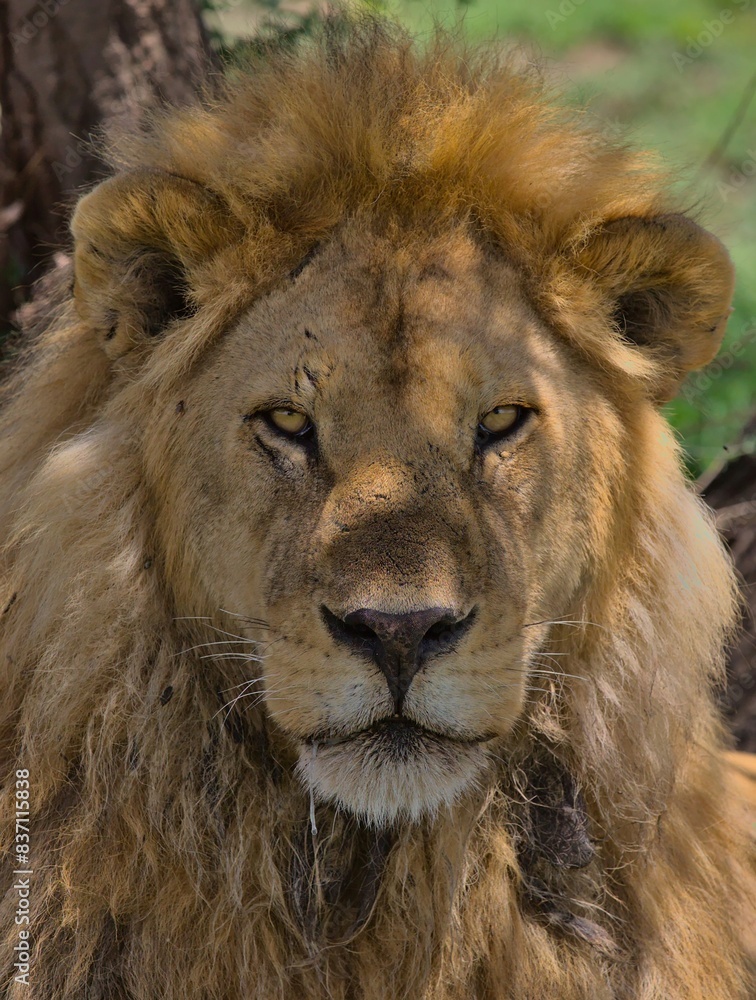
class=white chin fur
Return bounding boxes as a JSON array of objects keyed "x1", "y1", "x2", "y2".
[{"x1": 296, "y1": 729, "x2": 488, "y2": 827}]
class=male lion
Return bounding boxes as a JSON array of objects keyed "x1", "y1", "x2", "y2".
[{"x1": 0, "y1": 19, "x2": 752, "y2": 1000}]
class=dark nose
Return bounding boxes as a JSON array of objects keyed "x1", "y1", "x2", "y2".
[{"x1": 321, "y1": 605, "x2": 476, "y2": 711}]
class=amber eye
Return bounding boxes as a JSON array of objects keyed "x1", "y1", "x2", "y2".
[
  {"x1": 476, "y1": 405, "x2": 527, "y2": 447},
  {"x1": 265, "y1": 408, "x2": 313, "y2": 438},
  {"x1": 480, "y1": 405, "x2": 519, "y2": 433}
]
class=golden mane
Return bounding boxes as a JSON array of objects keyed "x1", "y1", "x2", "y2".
[{"x1": 0, "y1": 17, "x2": 750, "y2": 999}]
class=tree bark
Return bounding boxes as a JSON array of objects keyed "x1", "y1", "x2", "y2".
[{"x1": 0, "y1": 0, "x2": 215, "y2": 334}]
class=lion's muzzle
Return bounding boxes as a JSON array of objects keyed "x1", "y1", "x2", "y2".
[{"x1": 321, "y1": 604, "x2": 476, "y2": 711}]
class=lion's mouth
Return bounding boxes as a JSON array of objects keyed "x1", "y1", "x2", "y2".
[
  {"x1": 298, "y1": 717, "x2": 493, "y2": 825},
  {"x1": 307, "y1": 717, "x2": 492, "y2": 752}
]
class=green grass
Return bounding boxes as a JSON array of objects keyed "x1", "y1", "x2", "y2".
[{"x1": 209, "y1": 0, "x2": 756, "y2": 475}]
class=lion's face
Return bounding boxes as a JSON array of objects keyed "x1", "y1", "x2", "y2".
[{"x1": 155, "y1": 225, "x2": 624, "y2": 825}]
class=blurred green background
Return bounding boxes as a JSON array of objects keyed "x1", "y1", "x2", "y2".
[{"x1": 207, "y1": 0, "x2": 756, "y2": 477}]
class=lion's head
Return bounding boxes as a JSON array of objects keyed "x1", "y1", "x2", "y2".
[
  {"x1": 67, "y1": 115, "x2": 733, "y2": 832},
  {"x1": 88, "y1": 213, "x2": 728, "y2": 828},
  {"x1": 0, "y1": 20, "x2": 749, "y2": 1000}
]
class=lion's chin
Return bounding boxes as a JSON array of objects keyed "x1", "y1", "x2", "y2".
[{"x1": 296, "y1": 719, "x2": 490, "y2": 827}]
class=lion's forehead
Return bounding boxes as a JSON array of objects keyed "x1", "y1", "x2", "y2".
[{"x1": 218, "y1": 230, "x2": 571, "y2": 435}]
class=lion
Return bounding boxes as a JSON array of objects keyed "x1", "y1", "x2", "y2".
[{"x1": 0, "y1": 18, "x2": 752, "y2": 1000}]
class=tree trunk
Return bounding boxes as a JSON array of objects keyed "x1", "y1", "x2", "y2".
[{"x1": 0, "y1": 0, "x2": 215, "y2": 336}]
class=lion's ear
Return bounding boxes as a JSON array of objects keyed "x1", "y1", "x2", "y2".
[
  {"x1": 71, "y1": 170, "x2": 244, "y2": 359},
  {"x1": 573, "y1": 214, "x2": 735, "y2": 403}
]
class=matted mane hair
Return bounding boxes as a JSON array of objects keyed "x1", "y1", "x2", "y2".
[{"x1": 0, "y1": 16, "x2": 749, "y2": 1000}]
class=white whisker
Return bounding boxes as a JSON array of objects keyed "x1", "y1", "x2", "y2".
[
  {"x1": 218, "y1": 608, "x2": 270, "y2": 628},
  {"x1": 178, "y1": 638, "x2": 261, "y2": 655},
  {"x1": 522, "y1": 616, "x2": 607, "y2": 631},
  {"x1": 220, "y1": 677, "x2": 266, "y2": 693},
  {"x1": 199, "y1": 652, "x2": 265, "y2": 662}
]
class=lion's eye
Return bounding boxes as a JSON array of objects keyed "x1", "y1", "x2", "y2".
[
  {"x1": 475, "y1": 405, "x2": 528, "y2": 447},
  {"x1": 480, "y1": 405, "x2": 519, "y2": 433},
  {"x1": 265, "y1": 408, "x2": 313, "y2": 438}
]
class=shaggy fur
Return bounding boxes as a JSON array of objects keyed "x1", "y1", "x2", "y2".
[{"x1": 0, "y1": 18, "x2": 752, "y2": 999}]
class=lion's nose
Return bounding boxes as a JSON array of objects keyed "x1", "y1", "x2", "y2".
[{"x1": 321, "y1": 605, "x2": 476, "y2": 711}]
